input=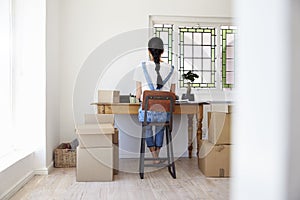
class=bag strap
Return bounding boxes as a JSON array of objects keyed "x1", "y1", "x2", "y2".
[
  {"x1": 142, "y1": 62, "x2": 174, "y2": 91},
  {"x1": 163, "y1": 65, "x2": 174, "y2": 85},
  {"x1": 142, "y1": 62, "x2": 155, "y2": 90}
]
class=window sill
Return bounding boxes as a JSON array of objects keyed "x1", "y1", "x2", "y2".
[{"x1": 0, "y1": 148, "x2": 34, "y2": 172}]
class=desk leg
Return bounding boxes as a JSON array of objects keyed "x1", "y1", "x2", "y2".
[
  {"x1": 187, "y1": 114, "x2": 194, "y2": 158},
  {"x1": 196, "y1": 105, "x2": 203, "y2": 157}
]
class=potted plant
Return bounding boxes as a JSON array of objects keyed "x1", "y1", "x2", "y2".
[{"x1": 182, "y1": 70, "x2": 199, "y2": 101}]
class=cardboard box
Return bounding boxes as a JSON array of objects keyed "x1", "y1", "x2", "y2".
[
  {"x1": 76, "y1": 147, "x2": 113, "y2": 182},
  {"x1": 84, "y1": 114, "x2": 115, "y2": 124},
  {"x1": 207, "y1": 112, "x2": 231, "y2": 145},
  {"x1": 98, "y1": 90, "x2": 120, "y2": 103},
  {"x1": 198, "y1": 140, "x2": 231, "y2": 177},
  {"x1": 76, "y1": 124, "x2": 115, "y2": 148}
]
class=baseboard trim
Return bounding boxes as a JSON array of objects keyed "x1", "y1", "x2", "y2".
[
  {"x1": 0, "y1": 171, "x2": 34, "y2": 200},
  {"x1": 1, "y1": 162, "x2": 54, "y2": 199},
  {"x1": 47, "y1": 161, "x2": 54, "y2": 174},
  {"x1": 34, "y1": 161, "x2": 53, "y2": 175}
]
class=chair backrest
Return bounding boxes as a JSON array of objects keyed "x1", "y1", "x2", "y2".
[{"x1": 142, "y1": 90, "x2": 176, "y2": 113}]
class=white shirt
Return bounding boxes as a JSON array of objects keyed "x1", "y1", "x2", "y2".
[{"x1": 133, "y1": 61, "x2": 178, "y2": 98}]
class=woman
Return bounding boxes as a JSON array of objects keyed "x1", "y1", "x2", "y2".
[{"x1": 133, "y1": 37, "x2": 178, "y2": 163}]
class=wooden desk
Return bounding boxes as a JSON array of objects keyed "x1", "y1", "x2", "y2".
[{"x1": 92, "y1": 102, "x2": 208, "y2": 158}]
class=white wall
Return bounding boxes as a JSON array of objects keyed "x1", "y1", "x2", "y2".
[
  {"x1": 46, "y1": 0, "x2": 61, "y2": 168},
  {"x1": 232, "y1": 0, "x2": 300, "y2": 199},
  {"x1": 287, "y1": 0, "x2": 300, "y2": 199},
  {"x1": 59, "y1": 0, "x2": 233, "y2": 157}
]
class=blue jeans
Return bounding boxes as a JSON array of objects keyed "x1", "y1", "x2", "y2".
[{"x1": 145, "y1": 125, "x2": 165, "y2": 147}]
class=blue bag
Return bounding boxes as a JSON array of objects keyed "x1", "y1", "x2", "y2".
[{"x1": 138, "y1": 107, "x2": 170, "y2": 123}]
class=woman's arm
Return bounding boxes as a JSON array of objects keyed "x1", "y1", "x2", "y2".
[
  {"x1": 170, "y1": 84, "x2": 176, "y2": 93},
  {"x1": 136, "y1": 81, "x2": 142, "y2": 100}
]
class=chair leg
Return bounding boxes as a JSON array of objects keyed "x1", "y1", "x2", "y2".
[
  {"x1": 139, "y1": 126, "x2": 146, "y2": 179},
  {"x1": 166, "y1": 126, "x2": 176, "y2": 179},
  {"x1": 167, "y1": 126, "x2": 176, "y2": 179},
  {"x1": 165, "y1": 125, "x2": 171, "y2": 167}
]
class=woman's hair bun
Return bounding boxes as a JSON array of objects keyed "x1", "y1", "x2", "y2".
[{"x1": 148, "y1": 37, "x2": 164, "y2": 50}]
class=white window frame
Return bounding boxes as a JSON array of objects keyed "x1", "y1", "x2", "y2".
[{"x1": 149, "y1": 16, "x2": 236, "y2": 99}]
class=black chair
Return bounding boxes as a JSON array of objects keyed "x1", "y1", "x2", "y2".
[{"x1": 139, "y1": 90, "x2": 176, "y2": 179}]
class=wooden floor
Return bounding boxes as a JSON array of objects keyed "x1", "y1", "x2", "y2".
[{"x1": 10, "y1": 158, "x2": 230, "y2": 200}]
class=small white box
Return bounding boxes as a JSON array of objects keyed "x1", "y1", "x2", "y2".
[
  {"x1": 98, "y1": 90, "x2": 120, "y2": 103},
  {"x1": 76, "y1": 124, "x2": 114, "y2": 148},
  {"x1": 76, "y1": 147, "x2": 113, "y2": 182}
]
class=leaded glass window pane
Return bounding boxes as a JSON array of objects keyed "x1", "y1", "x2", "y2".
[
  {"x1": 179, "y1": 27, "x2": 216, "y2": 88},
  {"x1": 184, "y1": 59, "x2": 193, "y2": 71},
  {"x1": 154, "y1": 24, "x2": 173, "y2": 65},
  {"x1": 226, "y1": 72, "x2": 235, "y2": 85},
  {"x1": 203, "y1": 46, "x2": 211, "y2": 58},
  {"x1": 194, "y1": 58, "x2": 202, "y2": 70},
  {"x1": 203, "y1": 33, "x2": 211, "y2": 45},
  {"x1": 203, "y1": 59, "x2": 211, "y2": 71},
  {"x1": 227, "y1": 46, "x2": 235, "y2": 59},
  {"x1": 194, "y1": 46, "x2": 202, "y2": 58},
  {"x1": 221, "y1": 26, "x2": 237, "y2": 89},
  {"x1": 159, "y1": 32, "x2": 169, "y2": 43},
  {"x1": 194, "y1": 34, "x2": 202, "y2": 45},
  {"x1": 184, "y1": 46, "x2": 193, "y2": 58},
  {"x1": 226, "y1": 59, "x2": 235, "y2": 71},
  {"x1": 203, "y1": 72, "x2": 212, "y2": 83},
  {"x1": 184, "y1": 32, "x2": 193, "y2": 44}
]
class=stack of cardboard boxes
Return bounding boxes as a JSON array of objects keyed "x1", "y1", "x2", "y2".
[
  {"x1": 198, "y1": 105, "x2": 232, "y2": 177},
  {"x1": 76, "y1": 122, "x2": 115, "y2": 181},
  {"x1": 84, "y1": 114, "x2": 119, "y2": 175},
  {"x1": 76, "y1": 90, "x2": 120, "y2": 182}
]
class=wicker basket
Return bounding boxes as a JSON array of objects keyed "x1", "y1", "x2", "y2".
[{"x1": 54, "y1": 142, "x2": 77, "y2": 168}]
